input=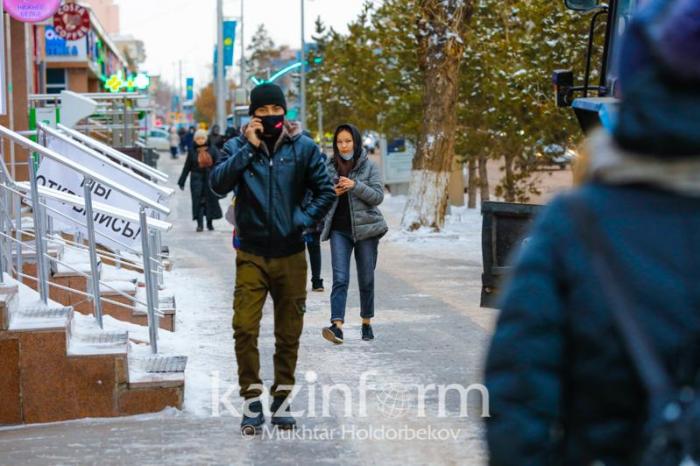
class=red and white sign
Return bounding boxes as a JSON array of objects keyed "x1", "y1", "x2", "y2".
[
  {"x1": 3, "y1": 0, "x2": 61, "y2": 23},
  {"x1": 53, "y1": 3, "x2": 90, "y2": 41}
]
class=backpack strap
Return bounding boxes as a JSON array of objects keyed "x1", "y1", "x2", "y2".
[{"x1": 568, "y1": 196, "x2": 675, "y2": 411}]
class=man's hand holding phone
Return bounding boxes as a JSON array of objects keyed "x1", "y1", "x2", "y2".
[{"x1": 245, "y1": 117, "x2": 264, "y2": 148}]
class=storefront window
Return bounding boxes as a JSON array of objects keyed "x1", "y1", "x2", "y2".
[{"x1": 46, "y1": 68, "x2": 67, "y2": 94}]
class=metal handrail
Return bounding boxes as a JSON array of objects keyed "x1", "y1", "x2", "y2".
[
  {"x1": 19, "y1": 227, "x2": 145, "y2": 270},
  {"x1": 29, "y1": 92, "x2": 146, "y2": 101},
  {"x1": 5, "y1": 187, "x2": 164, "y2": 280},
  {"x1": 11, "y1": 268, "x2": 157, "y2": 318},
  {"x1": 0, "y1": 125, "x2": 169, "y2": 215},
  {"x1": 3, "y1": 179, "x2": 164, "y2": 257},
  {"x1": 0, "y1": 231, "x2": 150, "y2": 311},
  {"x1": 58, "y1": 124, "x2": 168, "y2": 183},
  {"x1": 0, "y1": 125, "x2": 162, "y2": 352},
  {"x1": 38, "y1": 124, "x2": 173, "y2": 199},
  {"x1": 0, "y1": 184, "x2": 153, "y2": 301},
  {"x1": 12, "y1": 182, "x2": 172, "y2": 232}
]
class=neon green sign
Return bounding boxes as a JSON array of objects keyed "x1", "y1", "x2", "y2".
[{"x1": 104, "y1": 72, "x2": 151, "y2": 93}]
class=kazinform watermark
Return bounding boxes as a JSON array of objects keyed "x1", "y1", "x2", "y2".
[
  {"x1": 210, "y1": 370, "x2": 490, "y2": 420},
  {"x1": 254, "y1": 424, "x2": 464, "y2": 441}
]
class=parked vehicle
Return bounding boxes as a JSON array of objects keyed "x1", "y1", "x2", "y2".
[
  {"x1": 145, "y1": 128, "x2": 171, "y2": 151},
  {"x1": 482, "y1": 0, "x2": 641, "y2": 307}
]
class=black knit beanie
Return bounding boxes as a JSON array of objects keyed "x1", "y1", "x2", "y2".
[{"x1": 248, "y1": 83, "x2": 287, "y2": 116}]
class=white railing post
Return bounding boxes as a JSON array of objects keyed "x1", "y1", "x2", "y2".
[
  {"x1": 14, "y1": 194, "x2": 22, "y2": 280},
  {"x1": 28, "y1": 158, "x2": 49, "y2": 304},
  {"x1": 82, "y1": 178, "x2": 104, "y2": 328},
  {"x1": 139, "y1": 206, "x2": 158, "y2": 353}
]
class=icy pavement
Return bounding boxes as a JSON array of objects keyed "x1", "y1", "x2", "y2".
[{"x1": 0, "y1": 155, "x2": 496, "y2": 465}]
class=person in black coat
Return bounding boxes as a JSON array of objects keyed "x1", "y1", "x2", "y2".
[
  {"x1": 208, "y1": 124, "x2": 225, "y2": 151},
  {"x1": 177, "y1": 126, "x2": 187, "y2": 154},
  {"x1": 182, "y1": 126, "x2": 195, "y2": 153},
  {"x1": 178, "y1": 129, "x2": 223, "y2": 232}
]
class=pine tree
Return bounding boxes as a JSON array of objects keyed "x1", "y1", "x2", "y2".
[{"x1": 247, "y1": 24, "x2": 279, "y2": 80}]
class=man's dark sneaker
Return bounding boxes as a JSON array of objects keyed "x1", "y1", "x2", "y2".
[
  {"x1": 322, "y1": 323, "x2": 343, "y2": 344},
  {"x1": 270, "y1": 396, "x2": 296, "y2": 430},
  {"x1": 362, "y1": 323, "x2": 374, "y2": 341},
  {"x1": 196, "y1": 226, "x2": 204, "y2": 233},
  {"x1": 311, "y1": 278, "x2": 324, "y2": 292},
  {"x1": 240, "y1": 399, "x2": 265, "y2": 435}
]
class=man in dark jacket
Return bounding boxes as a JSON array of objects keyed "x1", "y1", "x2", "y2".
[
  {"x1": 210, "y1": 83, "x2": 335, "y2": 432},
  {"x1": 485, "y1": 1, "x2": 700, "y2": 464}
]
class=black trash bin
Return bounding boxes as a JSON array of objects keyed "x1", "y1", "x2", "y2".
[{"x1": 481, "y1": 201, "x2": 543, "y2": 308}]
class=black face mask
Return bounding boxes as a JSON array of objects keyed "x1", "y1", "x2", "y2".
[{"x1": 259, "y1": 115, "x2": 285, "y2": 141}]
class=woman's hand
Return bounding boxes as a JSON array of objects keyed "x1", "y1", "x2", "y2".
[{"x1": 335, "y1": 176, "x2": 355, "y2": 196}]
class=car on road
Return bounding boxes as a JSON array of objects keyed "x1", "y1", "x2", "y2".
[{"x1": 145, "y1": 128, "x2": 171, "y2": 151}]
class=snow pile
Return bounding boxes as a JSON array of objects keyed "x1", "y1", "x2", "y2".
[{"x1": 381, "y1": 194, "x2": 483, "y2": 265}]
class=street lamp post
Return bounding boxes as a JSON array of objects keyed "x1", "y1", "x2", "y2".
[
  {"x1": 300, "y1": 0, "x2": 306, "y2": 129},
  {"x1": 216, "y1": 0, "x2": 226, "y2": 129},
  {"x1": 240, "y1": 0, "x2": 246, "y2": 96}
]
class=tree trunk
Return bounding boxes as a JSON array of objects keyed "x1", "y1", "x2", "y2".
[
  {"x1": 467, "y1": 158, "x2": 477, "y2": 209},
  {"x1": 503, "y1": 154, "x2": 516, "y2": 202},
  {"x1": 448, "y1": 159, "x2": 465, "y2": 207},
  {"x1": 478, "y1": 155, "x2": 490, "y2": 202},
  {"x1": 401, "y1": 0, "x2": 473, "y2": 231}
]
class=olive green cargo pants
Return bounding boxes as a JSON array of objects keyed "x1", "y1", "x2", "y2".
[{"x1": 233, "y1": 250, "x2": 307, "y2": 400}]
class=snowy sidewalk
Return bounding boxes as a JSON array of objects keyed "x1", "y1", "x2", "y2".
[{"x1": 0, "y1": 154, "x2": 495, "y2": 466}]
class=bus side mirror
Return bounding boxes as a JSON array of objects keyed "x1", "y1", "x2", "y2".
[
  {"x1": 564, "y1": 0, "x2": 600, "y2": 11},
  {"x1": 553, "y1": 70, "x2": 575, "y2": 107}
]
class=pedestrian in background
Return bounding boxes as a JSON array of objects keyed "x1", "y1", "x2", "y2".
[
  {"x1": 178, "y1": 129, "x2": 222, "y2": 232},
  {"x1": 485, "y1": 1, "x2": 700, "y2": 464},
  {"x1": 208, "y1": 124, "x2": 225, "y2": 151},
  {"x1": 182, "y1": 126, "x2": 195, "y2": 154},
  {"x1": 224, "y1": 126, "x2": 241, "y2": 144},
  {"x1": 210, "y1": 83, "x2": 335, "y2": 433},
  {"x1": 168, "y1": 127, "x2": 180, "y2": 159},
  {"x1": 321, "y1": 124, "x2": 387, "y2": 345},
  {"x1": 177, "y1": 126, "x2": 187, "y2": 154},
  {"x1": 300, "y1": 130, "x2": 327, "y2": 292}
]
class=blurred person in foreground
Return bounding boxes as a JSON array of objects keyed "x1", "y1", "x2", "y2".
[{"x1": 485, "y1": 0, "x2": 700, "y2": 464}]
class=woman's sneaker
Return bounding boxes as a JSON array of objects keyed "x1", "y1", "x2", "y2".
[
  {"x1": 322, "y1": 324, "x2": 343, "y2": 344},
  {"x1": 362, "y1": 324, "x2": 374, "y2": 341}
]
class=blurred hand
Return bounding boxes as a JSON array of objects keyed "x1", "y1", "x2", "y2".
[{"x1": 178, "y1": 184, "x2": 185, "y2": 191}]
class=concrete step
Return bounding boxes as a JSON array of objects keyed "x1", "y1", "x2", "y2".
[
  {"x1": 0, "y1": 277, "x2": 185, "y2": 425},
  {"x1": 67, "y1": 317, "x2": 129, "y2": 356},
  {"x1": 0, "y1": 279, "x2": 19, "y2": 331},
  {"x1": 133, "y1": 286, "x2": 176, "y2": 332},
  {"x1": 127, "y1": 352, "x2": 187, "y2": 390}
]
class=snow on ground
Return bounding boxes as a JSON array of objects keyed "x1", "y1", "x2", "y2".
[
  {"x1": 382, "y1": 193, "x2": 483, "y2": 266},
  {"x1": 93, "y1": 192, "x2": 488, "y2": 418}
]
